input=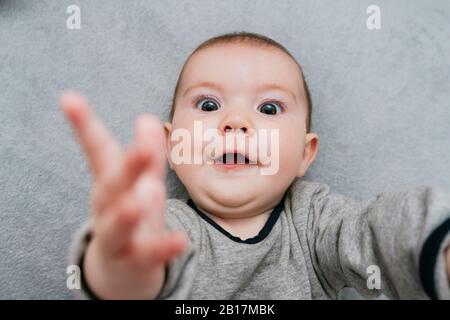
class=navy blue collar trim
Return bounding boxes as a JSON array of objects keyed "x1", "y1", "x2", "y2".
[
  {"x1": 186, "y1": 195, "x2": 286, "y2": 244},
  {"x1": 419, "y1": 216, "x2": 450, "y2": 300}
]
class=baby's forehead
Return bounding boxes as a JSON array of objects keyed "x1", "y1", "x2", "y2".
[
  {"x1": 181, "y1": 43, "x2": 306, "y2": 100},
  {"x1": 188, "y1": 43, "x2": 302, "y2": 76}
]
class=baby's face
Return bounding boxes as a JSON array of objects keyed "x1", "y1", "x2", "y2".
[{"x1": 165, "y1": 43, "x2": 318, "y2": 218}]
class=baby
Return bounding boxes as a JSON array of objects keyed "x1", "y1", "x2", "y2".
[{"x1": 62, "y1": 32, "x2": 450, "y2": 300}]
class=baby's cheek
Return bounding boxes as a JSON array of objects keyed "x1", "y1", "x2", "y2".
[{"x1": 279, "y1": 127, "x2": 304, "y2": 155}]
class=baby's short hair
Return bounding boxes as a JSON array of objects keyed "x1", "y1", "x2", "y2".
[{"x1": 169, "y1": 31, "x2": 313, "y2": 133}]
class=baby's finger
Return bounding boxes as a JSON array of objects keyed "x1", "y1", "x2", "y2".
[
  {"x1": 133, "y1": 114, "x2": 167, "y2": 181},
  {"x1": 134, "y1": 171, "x2": 166, "y2": 230},
  {"x1": 60, "y1": 91, "x2": 122, "y2": 178},
  {"x1": 95, "y1": 193, "x2": 141, "y2": 257},
  {"x1": 147, "y1": 231, "x2": 188, "y2": 264},
  {"x1": 133, "y1": 230, "x2": 189, "y2": 270},
  {"x1": 92, "y1": 115, "x2": 167, "y2": 215}
]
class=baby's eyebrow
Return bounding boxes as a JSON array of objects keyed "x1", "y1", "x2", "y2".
[
  {"x1": 183, "y1": 81, "x2": 298, "y2": 103},
  {"x1": 257, "y1": 83, "x2": 298, "y2": 103},
  {"x1": 182, "y1": 81, "x2": 223, "y2": 97}
]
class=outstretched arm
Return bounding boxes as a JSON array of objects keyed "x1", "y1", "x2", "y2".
[
  {"x1": 61, "y1": 91, "x2": 188, "y2": 299},
  {"x1": 305, "y1": 182, "x2": 450, "y2": 299}
]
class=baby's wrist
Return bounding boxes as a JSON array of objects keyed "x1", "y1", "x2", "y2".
[{"x1": 83, "y1": 238, "x2": 165, "y2": 299}]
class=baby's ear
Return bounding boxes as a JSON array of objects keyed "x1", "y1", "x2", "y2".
[
  {"x1": 163, "y1": 122, "x2": 174, "y2": 169},
  {"x1": 296, "y1": 133, "x2": 319, "y2": 177}
]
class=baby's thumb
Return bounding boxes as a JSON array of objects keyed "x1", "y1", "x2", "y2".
[{"x1": 156, "y1": 230, "x2": 190, "y2": 264}]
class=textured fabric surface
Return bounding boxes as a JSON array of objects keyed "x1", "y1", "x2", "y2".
[
  {"x1": 1, "y1": 0, "x2": 449, "y2": 299},
  {"x1": 69, "y1": 179, "x2": 450, "y2": 299}
]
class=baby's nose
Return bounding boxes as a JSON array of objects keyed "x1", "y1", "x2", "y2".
[
  {"x1": 218, "y1": 112, "x2": 255, "y2": 136},
  {"x1": 224, "y1": 125, "x2": 248, "y2": 134},
  {"x1": 219, "y1": 119, "x2": 255, "y2": 136}
]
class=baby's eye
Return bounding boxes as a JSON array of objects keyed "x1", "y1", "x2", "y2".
[
  {"x1": 195, "y1": 97, "x2": 220, "y2": 112},
  {"x1": 257, "y1": 102, "x2": 283, "y2": 115}
]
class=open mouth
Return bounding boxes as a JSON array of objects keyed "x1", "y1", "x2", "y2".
[{"x1": 214, "y1": 152, "x2": 257, "y2": 165}]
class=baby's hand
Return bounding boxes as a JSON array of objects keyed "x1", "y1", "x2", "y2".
[{"x1": 60, "y1": 91, "x2": 188, "y2": 299}]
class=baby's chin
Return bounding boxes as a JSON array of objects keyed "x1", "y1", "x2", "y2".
[
  {"x1": 176, "y1": 164, "x2": 282, "y2": 209},
  {"x1": 200, "y1": 179, "x2": 262, "y2": 208}
]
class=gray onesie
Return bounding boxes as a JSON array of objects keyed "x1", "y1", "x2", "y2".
[{"x1": 68, "y1": 178, "x2": 450, "y2": 299}]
